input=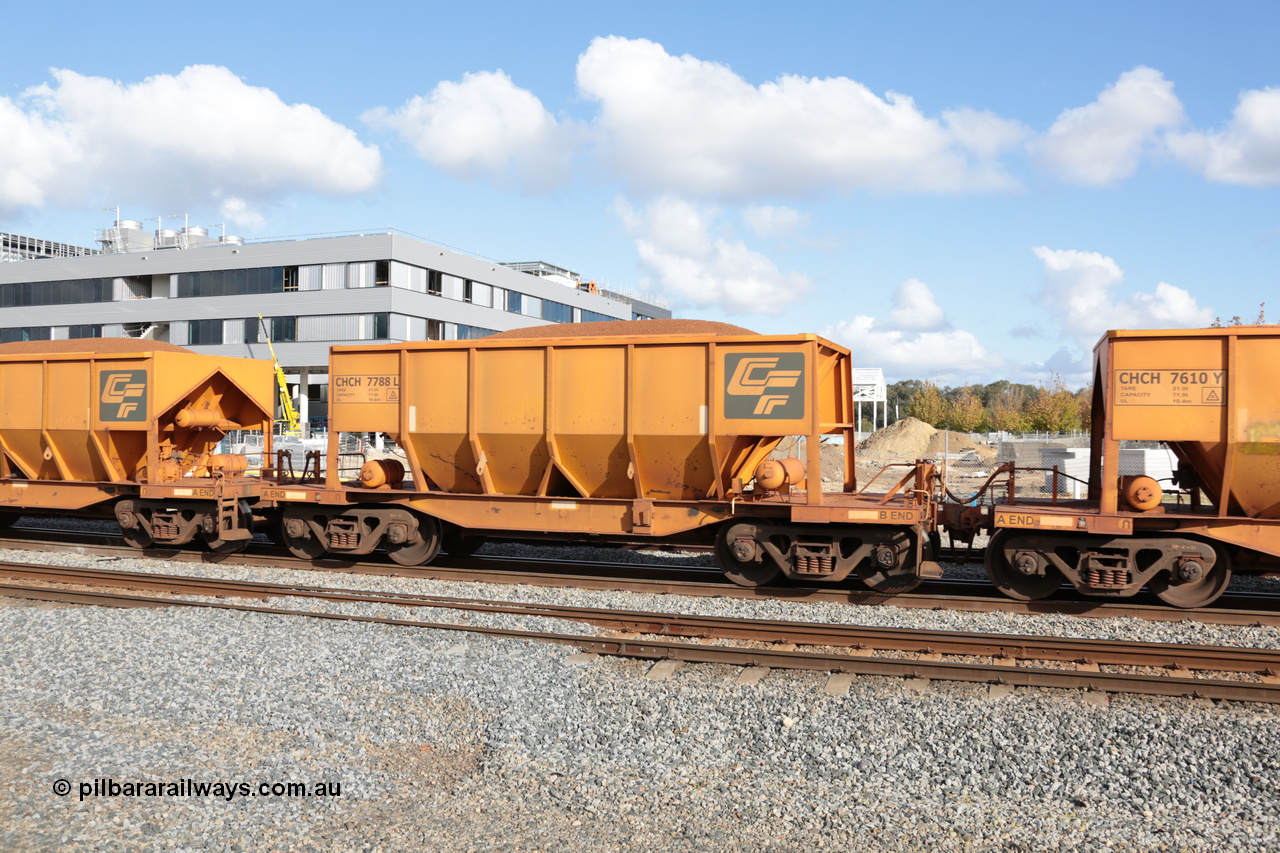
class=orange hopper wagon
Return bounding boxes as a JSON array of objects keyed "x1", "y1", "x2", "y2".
[
  {"x1": 982, "y1": 326, "x2": 1280, "y2": 607},
  {"x1": 276, "y1": 321, "x2": 941, "y2": 590},
  {"x1": 0, "y1": 339, "x2": 274, "y2": 552}
]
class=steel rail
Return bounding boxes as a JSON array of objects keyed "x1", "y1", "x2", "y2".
[
  {"x1": 2, "y1": 562, "x2": 1278, "y2": 674},
  {"x1": 0, "y1": 580, "x2": 1276, "y2": 705},
  {"x1": 3, "y1": 526, "x2": 1280, "y2": 627}
]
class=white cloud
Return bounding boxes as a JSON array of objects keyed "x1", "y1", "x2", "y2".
[
  {"x1": 944, "y1": 107, "x2": 1031, "y2": 160},
  {"x1": 1033, "y1": 67, "x2": 1185, "y2": 186},
  {"x1": 219, "y1": 197, "x2": 264, "y2": 230},
  {"x1": 823, "y1": 279, "x2": 1003, "y2": 381},
  {"x1": 742, "y1": 205, "x2": 809, "y2": 238},
  {"x1": 1168, "y1": 86, "x2": 1280, "y2": 186},
  {"x1": 0, "y1": 66, "x2": 381, "y2": 217},
  {"x1": 888, "y1": 277, "x2": 949, "y2": 331},
  {"x1": 576, "y1": 36, "x2": 1022, "y2": 198},
  {"x1": 364, "y1": 70, "x2": 574, "y2": 192},
  {"x1": 616, "y1": 197, "x2": 810, "y2": 315},
  {"x1": 1033, "y1": 246, "x2": 1212, "y2": 346}
]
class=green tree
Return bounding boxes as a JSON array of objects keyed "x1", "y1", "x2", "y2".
[
  {"x1": 945, "y1": 385, "x2": 986, "y2": 432},
  {"x1": 988, "y1": 386, "x2": 1031, "y2": 433},
  {"x1": 1076, "y1": 382, "x2": 1094, "y2": 430},
  {"x1": 906, "y1": 380, "x2": 947, "y2": 427},
  {"x1": 1025, "y1": 374, "x2": 1081, "y2": 432},
  {"x1": 885, "y1": 380, "x2": 922, "y2": 425}
]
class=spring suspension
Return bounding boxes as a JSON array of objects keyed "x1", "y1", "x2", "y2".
[
  {"x1": 328, "y1": 532, "x2": 360, "y2": 549},
  {"x1": 1083, "y1": 568, "x2": 1131, "y2": 587},
  {"x1": 795, "y1": 555, "x2": 836, "y2": 575}
]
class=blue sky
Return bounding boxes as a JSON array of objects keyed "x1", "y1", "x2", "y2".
[{"x1": 2, "y1": 1, "x2": 1277, "y2": 385}]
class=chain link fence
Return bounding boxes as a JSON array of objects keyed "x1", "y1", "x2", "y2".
[{"x1": 772, "y1": 427, "x2": 1177, "y2": 502}]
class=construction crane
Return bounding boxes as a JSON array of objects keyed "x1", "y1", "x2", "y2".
[{"x1": 258, "y1": 314, "x2": 301, "y2": 435}]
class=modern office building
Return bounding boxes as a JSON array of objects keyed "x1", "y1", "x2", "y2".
[{"x1": 0, "y1": 221, "x2": 670, "y2": 427}]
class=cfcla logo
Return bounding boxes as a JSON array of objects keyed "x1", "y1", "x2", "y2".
[
  {"x1": 724, "y1": 353, "x2": 805, "y2": 419},
  {"x1": 99, "y1": 370, "x2": 148, "y2": 422}
]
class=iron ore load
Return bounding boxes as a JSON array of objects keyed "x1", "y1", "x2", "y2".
[
  {"x1": 297, "y1": 320, "x2": 942, "y2": 592},
  {"x1": 2, "y1": 321, "x2": 1278, "y2": 609}
]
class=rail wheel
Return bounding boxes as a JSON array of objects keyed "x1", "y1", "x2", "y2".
[
  {"x1": 1151, "y1": 541, "x2": 1232, "y2": 608},
  {"x1": 115, "y1": 500, "x2": 153, "y2": 550},
  {"x1": 386, "y1": 513, "x2": 442, "y2": 567},
  {"x1": 714, "y1": 522, "x2": 780, "y2": 587},
  {"x1": 205, "y1": 536, "x2": 249, "y2": 555},
  {"x1": 984, "y1": 530, "x2": 1064, "y2": 601},
  {"x1": 281, "y1": 506, "x2": 327, "y2": 560},
  {"x1": 203, "y1": 501, "x2": 253, "y2": 555},
  {"x1": 859, "y1": 562, "x2": 923, "y2": 594}
]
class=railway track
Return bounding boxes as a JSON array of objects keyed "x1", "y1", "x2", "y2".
[
  {"x1": 3, "y1": 560, "x2": 1279, "y2": 704},
  {"x1": 4, "y1": 524, "x2": 1280, "y2": 627}
]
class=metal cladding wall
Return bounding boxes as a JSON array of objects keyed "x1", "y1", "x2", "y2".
[
  {"x1": 0, "y1": 342, "x2": 274, "y2": 486},
  {"x1": 328, "y1": 332, "x2": 854, "y2": 503},
  {"x1": 1097, "y1": 327, "x2": 1280, "y2": 520}
]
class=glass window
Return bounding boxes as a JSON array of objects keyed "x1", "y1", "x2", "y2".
[
  {"x1": 245, "y1": 318, "x2": 260, "y2": 343},
  {"x1": 581, "y1": 310, "x2": 618, "y2": 323},
  {"x1": 373, "y1": 312, "x2": 389, "y2": 340},
  {"x1": 270, "y1": 316, "x2": 297, "y2": 342},
  {"x1": 506, "y1": 291, "x2": 522, "y2": 314},
  {"x1": 542, "y1": 300, "x2": 573, "y2": 323},
  {"x1": 189, "y1": 319, "x2": 224, "y2": 345},
  {"x1": 376, "y1": 260, "x2": 389, "y2": 286},
  {"x1": 457, "y1": 324, "x2": 495, "y2": 340},
  {"x1": 0, "y1": 326, "x2": 52, "y2": 343},
  {"x1": 428, "y1": 270, "x2": 442, "y2": 296},
  {"x1": 68, "y1": 324, "x2": 102, "y2": 339},
  {"x1": 427, "y1": 319, "x2": 443, "y2": 340}
]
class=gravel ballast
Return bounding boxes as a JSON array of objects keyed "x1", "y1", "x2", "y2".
[{"x1": 1, "y1": 544, "x2": 1279, "y2": 850}]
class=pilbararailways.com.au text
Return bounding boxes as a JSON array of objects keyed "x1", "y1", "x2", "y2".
[{"x1": 52, "y1": 778, "x2": 342, "y2": 802}]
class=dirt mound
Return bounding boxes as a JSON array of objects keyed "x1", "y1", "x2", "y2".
[
  {"x1": 0, "y1": 338, "x2": 193, "y2": 355},
  {"x1": 857, "y1": 417, "x2": 937, "y2": 459},
  {"x1": 486, "y1": 319, "x2": 757, "y2": 340},
  {"x1": 925, "y1": 430, "x2": 978, "y2": 456}
]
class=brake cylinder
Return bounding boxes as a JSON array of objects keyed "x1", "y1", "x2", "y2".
[
  {"x1": 360, "y1": 458, "x2": 406, "y2": 489},
  {"x1": 754, "y1": 457, "x2": 806, "y2": 491},
  {"x1": 1120, "y1": 475, "x2": 1162, "y2": 511}
]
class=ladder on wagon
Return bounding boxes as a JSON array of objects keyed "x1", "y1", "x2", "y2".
[{"x1": 257, "y1": 314, "x2": 301, "y2": 436}]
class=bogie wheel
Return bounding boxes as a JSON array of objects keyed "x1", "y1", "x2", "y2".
[
  {"x1": 282, "y1": 507, "x2": 327, "y2": 560},
  {"x1": 121, "y1": 524, "x2": 153, "y2": 550},
  {"x1": 115, "y1": 500, "x2": 153, "y2": 550},
  {"x1": 1151, "y1": 541, "x2": 1232, "y2": 609},
  {"x1": 205, "y1": 536, "x2": 250, "y2": 556},
  {"x1": 442, "y1": 528, "x2": 485, "y2": 558},
  {"x1": 203, "y1": 500, "x2": 253, "y2": 555},
  {"x1": 859, "y1": 566, "x2": 923, "y2": 595},
  {"x1": 387, "y1": 513, "x2": 442, "y2": 567},
  {"x1": 714, "y1": 523, "x2": 780, "y2": 587},
  {"x1": 984, "y1": 530, "x2": 1064, "y2": 601}
]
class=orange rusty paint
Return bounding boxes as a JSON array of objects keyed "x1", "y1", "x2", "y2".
[
  {"x1": 1094, "y1": 326, "x2": 1280, "y2": 556},
  {"x1": 0, "y1": 341, "x2": 274, "y2": 513},
  {"x1": 326, "y1": 331, "x2": 860, "y2": 537}
]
